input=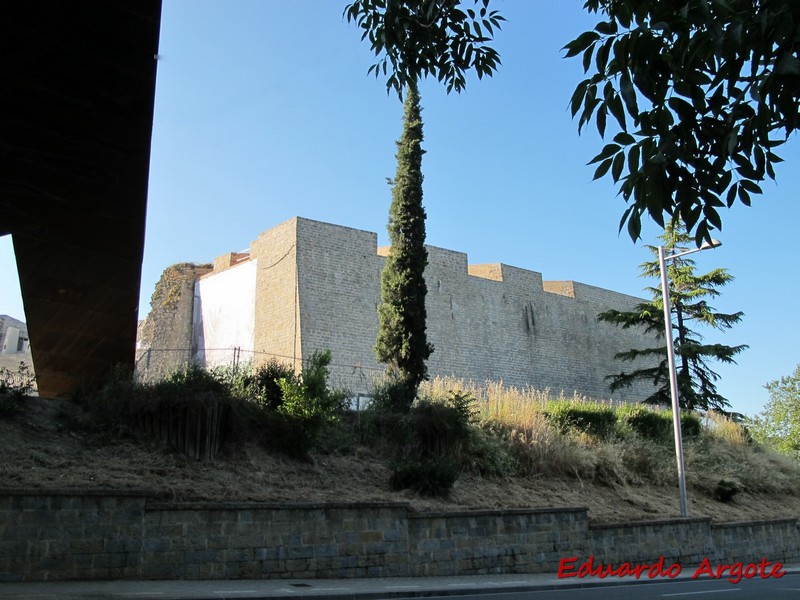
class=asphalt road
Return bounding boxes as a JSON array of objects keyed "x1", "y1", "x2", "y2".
[
  {"x1": 410, "y1": 573, "x2": 800, "y2": 600},
  {"x1": 2, "y1": 572, "x2": 798, "y2": 600}
]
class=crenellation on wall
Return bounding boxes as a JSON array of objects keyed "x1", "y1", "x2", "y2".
[
  {"x1": 211, "y1": 252, "x2": 250, "y2": 274},
  {"x1": 543, "y1": 280, "x2": 576, "y2": 298},
  {"x1": 467, "y1": 263, "x2": 504, "y2": 282},
  {"x1": 494, "y1": 263, "x2": 544, "y2": 291}
]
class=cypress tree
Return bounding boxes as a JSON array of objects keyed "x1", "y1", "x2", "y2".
[
  {"x1": 375, "y1": 79, "x2": 433, "y2": 410},
  {"x1": 598, "y1": 221, "x2": 747, "y2": 411}
]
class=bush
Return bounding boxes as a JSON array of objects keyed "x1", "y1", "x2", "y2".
[
  {"x1": 75, "y1": 365, "x2": 142, "y2": 434},
  {"x1": 0, "y1": 362, "x2": 36, "y2": 418},
  {"x1": 463, "y1": 421, "x2": 518, "y2": 477},
  {"x1": 389, "y1": 457, "x2": 460, "y2": 497},
  {"x1": 617, "y1": 404, "x2": 672, "y2": 440},
  {"x1": 266, "y1": 350, "x2": 348, "y2": 458},
  {"x1": 713, "y1": 478, "x2": 743, "y2": 503},
  {"x1": 404, "y1": 397, "x2": 473, "y2": 458},
  {"x1": 370, "y1": 377, "x2": 415, "y2": 414},
  {"x1": 252, "y1": 359, "x2": 294, "y2": 410},
  {"x1": 616, "y1": 404, "x2": 702, "y2": 442},
  {"x1": 544, "y1": 400, "x2": 618, "y2": 439},
  {"x1": 378, "y1": 389, "x2": 483, "y2": 494},
  {"x1": 680, "y1": 411, "x2": 702, "y2": 439},
  {"x1": 0, "y1": 392, "x2": 25, "y2": 418},
  {"x1": 157, "y1": 364, "x2": 227, "y2": 398}
]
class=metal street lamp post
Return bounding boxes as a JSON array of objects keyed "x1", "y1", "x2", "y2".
[{"x1": 658, "y1": 239, "x2": 721, "y2": 519}]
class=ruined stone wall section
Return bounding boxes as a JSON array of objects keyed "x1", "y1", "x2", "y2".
[
  {"x1": 136, "y1": 263, "x2": 211, "y2": 382},
  {"x1": 250, "y1": 219, "x2": 302, "y2": 372},
  {"x1": 291, "y1": 218, "x2": 656, "y2": 402}
]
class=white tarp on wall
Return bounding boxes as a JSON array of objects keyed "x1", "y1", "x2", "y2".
[{"x1": 192, "y1": 260, "x2": 256, "y2": 367}]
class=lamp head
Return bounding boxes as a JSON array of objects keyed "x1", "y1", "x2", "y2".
[{"x1": 700, "y1": 239, "x2": 722, "y2": 250}]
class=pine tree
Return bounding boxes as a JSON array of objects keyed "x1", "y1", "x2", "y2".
[
  {"x1": 375, "y1": 79, "x2": 433, "y2": 411},
  {"x1": 599, "y1": 221, "x2": 747, "y2": 411}
]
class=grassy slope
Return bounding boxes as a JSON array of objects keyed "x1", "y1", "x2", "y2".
[{"x1": 1, "y1": 395, "x2": 799, "y2": 524}]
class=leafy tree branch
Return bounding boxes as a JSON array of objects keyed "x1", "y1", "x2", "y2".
[
  {"x1": 566, "y1": 0, "x2": 800, "y2": 244},
  {"x1": 344, "y1": 0, "x2": 505, "y2": 96}
]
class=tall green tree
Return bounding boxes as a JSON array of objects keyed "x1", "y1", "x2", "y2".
[
  {"x1": 375, "y1": 79, "x2": 433, "y2": 410},
  {"x1": 566, "y1": 0, "x2": 800, "y2": 245},
  {"x1": 750, "y1": 365, "x2": 800, "y2": 461},
  {"x1": 599, "y1": 221, "x2": 747, "y2": 410},
  {"x1": 344, "y1": 0, "x2": 504, "y2": 96}
]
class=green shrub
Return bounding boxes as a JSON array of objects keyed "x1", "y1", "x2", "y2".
[
  {"x1": 212, "y1": 359, "x2": 294, "y2": 409},
  {"x1": 544, "y1": 400, "x2": 618, "y2": 439},
  {"x1": 463, "y1": 420, "x2": 518, "y2": 477},
  {"x1": 0, "y1": 393, "x2": 24, "y2": 418},
  {"x1": 0, "y1": 362, "x2": 35, "y2": 418},
  {"x1": 404, "y1": 398, "x2": 472, "y2": 458},
  {"x1": 617, "y1": 404, "x2": 672, "y2": 440},
  {"x1": 616, "y1": 404, "x2": 702, "y2": 442},
  {"x1": 681, "y1": 411, "x2": 702, "y2": 439},
  {"x1": 156, "y1": 364, "x2": 227, "y2": 398},
  {"x1": 713, "y1": 478, "x2": 743, "y2": 502},
  {"x1": 389, "y1": 457, "x2": 460, "y2": 497},
  {"x1": 76, "y1": 365, "x2": 142, "y2": 434},
  {"x1": 252, "y1": 359, "x2": 294, "y2": 410},
  {"x1": 370, "y1": 377, "x2": 415, "y2": 414},
  {"x1": 268, "y1": 350, "x2": 348, "y2": 458},
  {"x1": 255, "y1": 411, "x2": 317, "y2": 460}
]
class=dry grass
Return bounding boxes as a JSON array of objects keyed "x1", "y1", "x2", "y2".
[{"x1": 2, "y1": 386, "x2": 800, "y2": 525}]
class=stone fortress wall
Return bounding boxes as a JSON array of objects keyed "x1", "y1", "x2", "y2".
[{"x1": 138, "y1": 217, "x2": 657, "y2": 402}]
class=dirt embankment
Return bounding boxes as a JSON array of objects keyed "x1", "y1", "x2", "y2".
[{"x1": 1, "y1": 396, "x2": 798, "y2": 524}]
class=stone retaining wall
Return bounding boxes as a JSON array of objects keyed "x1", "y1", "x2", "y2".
[{"x1": 1, "y1": 490, "x2": 798, "y2": 582}]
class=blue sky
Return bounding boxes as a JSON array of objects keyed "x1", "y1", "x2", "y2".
[{"x1": 2, "y1": 0, "x2": 798, "y2": 416}]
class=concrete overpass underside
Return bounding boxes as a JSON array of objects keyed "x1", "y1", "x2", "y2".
[{"x1": 0, "y1": 2, "x2": 162, "y2": 397}]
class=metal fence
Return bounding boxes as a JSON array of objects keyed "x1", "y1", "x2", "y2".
[{"x1": 134, "y1": 346, "x2": 385, "y2": 395}]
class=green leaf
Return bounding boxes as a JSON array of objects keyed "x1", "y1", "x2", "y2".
[
  {"x1": 627, "y1": 144, "x2": 640, "y2": 173},
  {"x1": 595, "y1": 21, "x2": 617, "y2": 35},
  {"x1": 737, "y1": 186, "x2": 751, "y2": 206},
  {"x1": 739, "y1": 179, "x2": 762, "y2": 195},
  {"x1": 613, "y1": 132, "x2": 636, "y2": 145},
  {"x1": 597, "y1": 104, "x2": 607, "y2": 137},
  {"x1": 626, "y1": 210, "x2": 642, "y2": 241},
  {"x1": 570, "y1": 80, "x2": 590, "y2": 117},
  {"x1": 582, "y1": 45, "x2": 593, "y2": 73},
  {"x1": 667, "y1": 97, "x2": 695, "y2": 121},
  {"x1": 703, "y1": 206, "x2": 722, "y2": 230},
  {"x1": 620, "y1": 71, "x2": 638, "y2": 117},
  {"x1": 563, "y1": 31, "x2": 600, "y2": 58},
  {"x1": 618, "y1": 205, "x2": 634, "y2": 234},
  {"x1": 588, "y1": 143, "x2": 621, "y2": 164},
  {"x1": 594, "y1": 157, "x2": 614, "y2": 179},
  {"x1": 608, "y1": 95, "x2": 627, "y2": 131},
  {"x1": 725, "y1": 183, "x2": 738, "y2": 207},
  {"x1": 612, "y1": 151, "x2": 625, "y2": 182}
]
